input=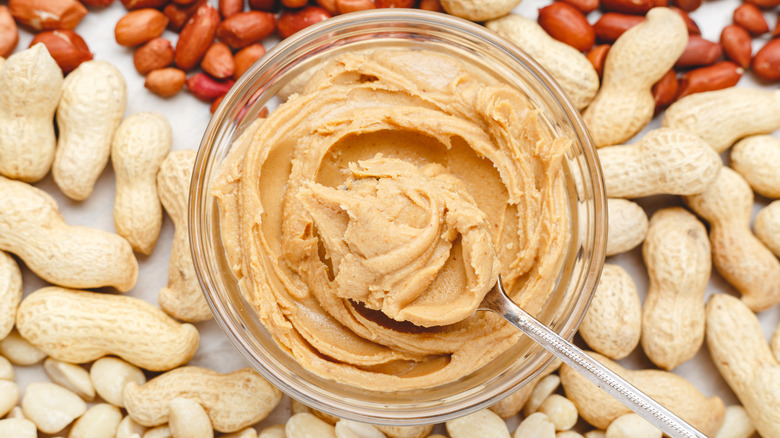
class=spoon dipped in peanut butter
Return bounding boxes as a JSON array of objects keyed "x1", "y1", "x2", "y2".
[{"x1": 299, "y1": 157, "x2": 705, "y2": 438}]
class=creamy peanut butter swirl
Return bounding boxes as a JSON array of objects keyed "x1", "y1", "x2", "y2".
[{"x1": 213, "y1": 49, "x2": 571, "y2": 390}]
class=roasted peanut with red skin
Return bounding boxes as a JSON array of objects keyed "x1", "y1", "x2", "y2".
[
  {"x1": 30, "y1": 30, "x2": 92, "y2": 74},
  {"x1": 671, "y1": 0, "x2": 701, "y2": 12},
  {"x1": 210, "y1": 94, "x2": 225, "y2": 114},
  {"x1": 599, "y1": 0, "x2": 654, "y2": 14},
  {"x1": 121, "y1": 0, "x2": 168, "y2": 9},
  {"x1": 0, "y1": 7, "x2": 18, "y2": 58},
  {"x1": 115, "y1": 9, "x2": 169, "y2": 47},
  {"x1": 9, "y1": 0, "x2": 87, "y2": 31},
  {"x1": 733, "y1": 3, "x2": 769, "y2": 35},
  {"x1": 201, "y1": 42, "x2": 235, "y2": 80},
  {"x1": 375, "y1": 0, "x2": 415, "y2": 6},
  {"x1": 233, "y1": 43, "x2": 265, "y2": 80},
  {"x1": 316, "y1": 0, "x2": 339, "y2": 13},
  {"x1": 675, "y1": 35, "x2": 722, "y2": 68},
  {"x1": 187, "y1": 73, "x2": 235, "y2": 101},
  {"x1": 249, "y1": 0, "x2": 277, "y2": 11},
  {"x1": 773, "y1": 14, "x2": 780, "y2": 37},
  {"x1": 82, "y1": 0, "x2": 116, "y2": 6},
  {"x1": 134, "y1": 38, "x2": 174, "y2": 75},
  {"x1": 217, "y1": 11, "x2": 276, "y2": 49},
  {"x1": 219, "y1": 0, "x2": 244, "y2": 18},
  {"x1": 720, "y1": 25, "x2": 752, "y2": 69},
  {"x1": 652, "y1": 69, "x2": 679, "y2": 111},
  {"x1": 282, "y1": 0, "x2": 309, "y2": 7},
  {"x1": 145, "y1": 68, "x2": 187, "y2": 97},
  {"x1": 677, "y1": 61, "x2": 742, "y2": 99},
  {"x1": 277, "y1": 7, "x2": 331, "y2": 39},
  {"x1": 175, "y1": 4, "x2": 220, "y2": 71},
  {"x1": 587, "y1": 44, "x2": 610, "y2": 78},
  {"x1": 562, "y1": 0, "x2": 599, "y2": 13},
  {"x1": 418, "y1": 0, "x2": 443, "y2": 11},
  {"x1": 164, "y1": 0, "x2": 206, "y2": 32},
  {"x1": 745, "y1": 0, "x2": 780, "y2": 7},
  {"x1": 753, "y1": 39, "x2": 780, "y2": 82},
  {"x1": 337, "y1": 0, "x2": 376, "y2": 13},
  {"x1": 670, "y1": 7, "x2": 701, "y2": 34},
  {"x1": 593, "y1": 13, "x2": 644, "y2": 43},
  {"x1": 537, "y1": 2, "x2": 595, "y2": 52}
]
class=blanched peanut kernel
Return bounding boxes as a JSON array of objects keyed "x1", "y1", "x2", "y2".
[
  {"x1": 69, "y1": 403, "x2": 123, "y2": 438},
  {"x1": 0, "y1": 330, "x2": 46, "y2": 365},
  {"x1": 0, "y1": 418, "x2": 36, "y2": 438},
  {"x1": 0, "y1": 380, "x2": 19, "y2": 417},
  {"x1": 537, "y1": 395, "x2": 578, "y2": 431},
  {"x1": 446, "y1": 409, "x2": 511, "y2": 438},
  {"x1": 21, "y1": 382, "x2": 87, "y2": 434},
  {"x1": 222, "y1": 427, "x2": 259, "y2": 438},
  {"x1": 0, "y1": 354, "x2": 12, "y2": 380},
  {"x1": 605, "y1": 413, "x2": 661, "y2": 438},
  {"x1": 714, "y1": 405, "x2": 756, "y2": 438},
  {"x1": 90, "y1": 356, "x2": 147, "y2": 407},
  {"x1": 524, "y1": 374, "x2": 562, "y2": 416},
  {"x1": 286, "y1": 413, "x2": 336, "y2": 438},
  {"x1": 43, "y1": 358, "x2": 95, "y2": 401},
  {"x1": 335, "y1": 419, "x2": 386, "y2": 438},
  {"x1": 144, "y1": 425, "x2": 172, "y2": 438},
  {"x1": 514, "y1": 412, "x2": 555, "y2": 438},
  {"x1": 117, "y1": 415, "x2": 147, "y2": 438},
  {"x1": 258, "y1": 424, "x2": 285, "y2": 438},
  {"x1": 168, "y1": 397, "x2": 213, "y2": 438}
]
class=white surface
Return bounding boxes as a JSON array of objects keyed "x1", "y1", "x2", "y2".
[{"x1": 8, "y1": 0, "x2": 780, "y2": 436}]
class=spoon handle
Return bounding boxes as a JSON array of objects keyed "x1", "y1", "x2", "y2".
[{"x1": 479, "y1": 280, "x2": 708, "y2": 438}]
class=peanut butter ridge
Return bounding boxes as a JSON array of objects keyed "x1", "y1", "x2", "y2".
[{"x1": 212, "y1": 49, "x2": 571, "y2": 390}]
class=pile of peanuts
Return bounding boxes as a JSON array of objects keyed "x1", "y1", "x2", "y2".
[
  {"x1": 528, "y1": 0, "x2": 780, "y2": 112},
  {"x1": 1, "y1": 1, "x2": 780, "y2": 437},
  {"x1": 0, "y1": 0, "x2": 445, "y2": 113}
]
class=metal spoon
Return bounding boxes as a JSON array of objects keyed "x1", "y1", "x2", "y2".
[{"x1": 479, "y1": 277, "x2": 707, "y2": 438}]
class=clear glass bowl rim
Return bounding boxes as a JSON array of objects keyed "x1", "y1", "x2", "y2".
[{"x1": 189, "y1": 8, "x2": 607, "y2": 426}]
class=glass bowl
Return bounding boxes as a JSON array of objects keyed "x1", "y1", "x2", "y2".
[{"x1": 190, "y1": 9, "x2": 606, "y2": 426}]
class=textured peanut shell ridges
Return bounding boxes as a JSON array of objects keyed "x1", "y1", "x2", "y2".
[
  {"x1": 578, "y1": 264, "x2": 641, "y2": 360},
  {"x1": 641, "y1": 207, "x2": 710, "y2": 371},
  {"x1": 583, "y1": 8, "x2": 688, "y2": 147},
  {"x1": 485, "y1": 13, "x2": 599, "y2": 111},
  {"x1": 560, "y1": 351, "x2": 724, "y2": 435},
  {"x1": 706, "y1": 294, "x2": 780, "y2": 438},
  {"x1": 684, "y1": 167, "x2": 780, "y2": 311},
  {"x1": 15, "y1": 287, "x2": 198, "y2": 371},
  {"x1": 112, "y1": 112, "x2": 172, "y2": 255},
  {"x1": 598, "y1": 128, "x2": 721, "y2": 198},
  {"x1": 157, "y1": 150, "x2": 212, "y2": 322},
  {"x1": 54, "y1": 60, "x2": 127, "y2": 201},
  {"x1": 663, "y1": 88, "x2": 780, "y2": 153},
  {"x1": 440, "y1": 0, "x2": 520, "y2": 21},
  {"x1": 124, "y1": 366, "x2": 282, "y2": 433},
  {"x1": 0, "y1": 43, "x2": 63, "y2": 182},
  {"x1": 0, "y1": 176, "x2": 138, "y2": 291}
]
